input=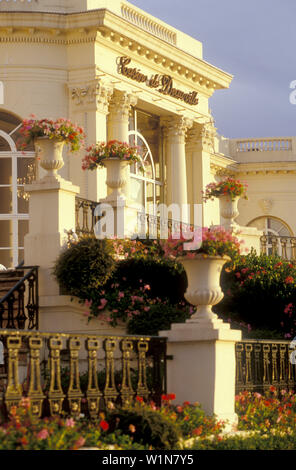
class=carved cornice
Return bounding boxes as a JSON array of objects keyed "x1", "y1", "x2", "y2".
[{"x1": 0, "y1": 9, "x2": 233, "y2": 93}]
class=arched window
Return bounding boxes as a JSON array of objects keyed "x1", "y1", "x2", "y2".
[
  {"x1": 248, "y1": 216, "x2": 293, "y2": 257},
  {"x1": 0, "y1": 111, "x2": 35, "y2": 267},
  {"x1": 128, "y1": 108, "x2": 163, "y2": 215}
]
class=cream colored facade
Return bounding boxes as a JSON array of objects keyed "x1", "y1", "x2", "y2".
[
  {"x1": 0, "y1": 0, "x2": 294, "y2": 268},
  {"x1": 0, "y1": 0, "x2": 233, "y2": 267}
]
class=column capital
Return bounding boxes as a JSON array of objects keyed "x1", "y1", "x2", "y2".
[
  {"x1": 187, "y1": 121, "x2": 217, "y2": 152},
  {"x1": 161, "y1": 115, "x2": 193, "y2": 143},
  {"x1": 109, "y1": 89, "x2": 138, "y2": 121},
  {"x1": 69, "y1": 79, "x2": 113, "y2": 114}
]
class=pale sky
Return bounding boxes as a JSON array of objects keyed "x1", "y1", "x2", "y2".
[{"x1": 130, "y1": 0, "x2": 296, "y2": 139}]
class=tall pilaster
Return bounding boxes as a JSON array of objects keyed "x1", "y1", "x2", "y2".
[
  {"x1": 187, "y1": 121, "x2": 218, "y2": 227},
  {"x1": 162, "y1": 116, "x2": 193, "y2": 223},
  {"x1": 107, "y1": 90, "x2": 138, "y2": 200},
  {"x1": 69, "y1": 79, "x2": 113, "y2": 201}
]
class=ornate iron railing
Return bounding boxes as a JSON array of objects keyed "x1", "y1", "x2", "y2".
[
  {"x1": 0, "y1": 330, "x2": 167, "y2": 418},
  {"x1": 0, "y1": 267, "x2": 39, "y2": 331},
  {"x1": 75, "y1": 197, "x2": 101, "y2": 238},
  {"x1": 138, "y1": 212, "x2": 197, "y2": 239},
  {"x1": 260, "y1": 234, "x2": 296, "y2": 260},
  {"x1": 235, "y1": 340, "x2": 296, "y2": 394}
]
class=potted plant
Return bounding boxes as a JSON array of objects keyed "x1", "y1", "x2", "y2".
[
  {"x1": 20, "y1": 116, "x2": 85, "y2": 178},
  {"x1": 82, "y1": 140, "x2": 141, "y2": 199},
  {"x1": 162, "y1": 226, "x2": 241, "y2": 324},
  {"x1": 203, "y1": 177, "x2": 248, "y2": 229}
]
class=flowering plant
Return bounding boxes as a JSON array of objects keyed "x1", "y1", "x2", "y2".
[
  {"x1": 162, "y1": 226, "x2": 241, "y2": 260},
  {"x1": 216, "y1": 251, "x2": 296, "y2": 338},
  {"x1": 82, "y1": 140, "x2": 141, "y2": 170},
  {"x1": 19, "y1": 116, "x2": 85, "y2": 152},
  {"x1": 203, "y1": 177, "x2": 248, "y2": 201},
  {"x1": 235, "y1": 387, "x2": 296, "y2": 434}
]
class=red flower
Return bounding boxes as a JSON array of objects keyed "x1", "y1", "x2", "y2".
[
  {"x1": 192, "y1": 426, "x2": 203, "y2": 436},
  {"x1": 285, "y1": 276, "x2": 294, "y2": 284},
  {"x1": 136, "y1": 396, "x2": 144, "y2": 403},
  {"x1": 99, "y1": 420, "x2": 109, "y2": 432}
]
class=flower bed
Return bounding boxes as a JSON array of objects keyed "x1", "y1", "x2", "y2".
[{"x1": 1, "y1": 387, "x2": 296, "y2": 450}]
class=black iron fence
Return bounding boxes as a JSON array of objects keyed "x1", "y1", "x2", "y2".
[
  {"x1": 235, "y1": 339, "x2": 296, "y2": 394},
  {"x1": 0, "y1": 266, "x2": 39, "y2": 330},
  {"x1": 0, "y1": 330, "x2": 167, "y2": 419}
]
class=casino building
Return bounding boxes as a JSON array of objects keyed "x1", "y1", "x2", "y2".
[{"x1": 0, "y1": 0, "x2": 295, "y2": 267}]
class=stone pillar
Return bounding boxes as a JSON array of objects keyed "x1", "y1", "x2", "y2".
[
  {"x1": 108, "y1": 90, "x2": 138, "y2": 201},
  {"x1": 187, "y1": 122, "x2": 219, "y2": 227},
  {"x1": 24, "y1": 176, "x2": 80, "y2": 299},
  {"x1": 69, "y1": 79, "x2": 113, "y2": 201},
  {"x1": 162, "y1": 116, "x2": 193, "y2": 223},
  {"x1": 159, "y1": 319, "x2": 241, "y2": 429}
]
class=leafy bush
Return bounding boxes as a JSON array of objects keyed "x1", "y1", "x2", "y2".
[
  {"x1": 214, "y1": 250, "x2": 296, "y2": 338},
  {"x1": 80, "y1": 238, "x2": 193, "y2": 334},
  {"x1": 111, "y1": 256, "x2": 187, "y2": 304},
  {"x1": 0, "y1": 398, "x2": 147, "y2": 450},
  {"x1": 53, "y1": 236, "x2": 116, "y2": 300},
  {"x1": 190, "y1": 431, "x2": 296, "y2": 450},
  {"x1": 107, "y1": 399, "x2": 182, "y2": 450},
  {"x1": 127, "y1": 302, "x2": 191, "y2": 336}
]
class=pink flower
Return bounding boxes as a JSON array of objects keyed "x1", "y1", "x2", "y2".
[
  {"x1": 66, "y1": 418, "x2": 75, "y2": 428},
  {"x1": 74, "y1": 436, "x2": 86, "y2": 449},
  {"x1": 98, "y1": 298, "x2": 108, "y2": 310},
  {"x1": 37, "y1": 429, "x2": 49, "y2": 440},
  {"x1": 118, "y1": 292, "x2": 125, "y2": 299}
]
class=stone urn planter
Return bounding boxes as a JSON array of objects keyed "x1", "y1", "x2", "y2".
[
  {"x1": 180, "y1": 254, "x2": 230, "y2": 323},
  {"x1": 219, "y1": 194, "x2": 240, "y2": 229},
  {"x1": 104, "y1": 158, "x2": 129, "y2": 200},
  {"x1": 35, "y1": 136, "x2": 65, "y2": 178}
]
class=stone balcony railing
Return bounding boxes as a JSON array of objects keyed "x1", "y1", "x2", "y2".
[{"x1": 221, "y1": 137, "x2": 296, "y2": 163}]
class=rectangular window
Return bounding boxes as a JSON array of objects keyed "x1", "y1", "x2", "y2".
[{"x1": 0, "y1": 187, "x2": 12, "y2": 213}]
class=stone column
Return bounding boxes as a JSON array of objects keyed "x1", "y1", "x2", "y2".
[
  {"x1": 107, "y1": 90, "x2": 138, "y2": 201},
  {"x1": 162, "y1": 116, "x2": 193, "y2": 223},
  {"x1": 69, "y1": 79, "x2": 113, "y2": 201},
  {"x1": 187, "y1": 121, "x2": 219, "y2": 227}
]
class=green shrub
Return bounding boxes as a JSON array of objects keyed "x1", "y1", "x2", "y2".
[
  {"x1": 214, "y1": 250, "x2": 296, "y2": 338},
  {"x1": 127, "y1": 302, "x2": 191, "y2": 336},
  {"x1": 190, "y1": 432, "x2": 296, "y2": 450},
  {"x1": 111, "y1": 256, "x2": 187, "y2": 304},
  {"x1": 53, "y1": 236, "x2": 116, "y2": 300},
  {"x1": 107, "y1": 401, "x2": 182, "y2": 450}
]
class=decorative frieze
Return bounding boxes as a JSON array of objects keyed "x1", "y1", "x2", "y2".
[
  {"x1": 70, "y1": 80, "x2": 113, "y2": 113},
  {"x1": 258, "y1": 199, "x2": 273, "y2": 215}
]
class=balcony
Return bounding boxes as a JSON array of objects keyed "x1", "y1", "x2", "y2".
[{"x1": 224, "y1": 137, "x2": 296, "y2": 163}]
